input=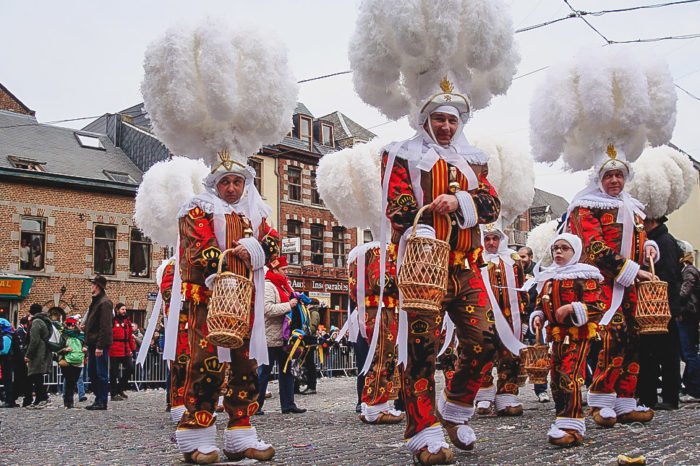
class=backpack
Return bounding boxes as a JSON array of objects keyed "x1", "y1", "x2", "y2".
[
  {"x1": 45, "y1": 320, "x2": 66, "y2": 352},
  {"x1": 0, "y1": 334, "x2": 11, "y2": 356},
  {"x1": 63, "y1": 336, "x2": 85, "y2": 365}
]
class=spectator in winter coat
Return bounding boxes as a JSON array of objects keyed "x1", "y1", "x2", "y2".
[
  {"x1": 637, "y1": 217, "x2": 683, "y2": 410},
  {"x1": 13, "y1": 317, "x2": 32, "y2": 407},
  {"x1": 83, "y1": 275, "x2": 113, "y2": 410},
  {"x1": 0, "y1": 318, "x2": 20, "y2": 408},
  {"x1": 24, "y1": 304, "x2": 52, "y2": 408},
  {"x1": 678, "y1": 240, "x2": 700, "y2": 400},
  {"x1": 109, "y1": 303, "x2": 136, "y2": 401},
  {"x1": 257, "y1": 256, "x2": 305, "y2": 415},
  {"x1": 57, "y1": 317, "x2": 86, "y2": 408}
]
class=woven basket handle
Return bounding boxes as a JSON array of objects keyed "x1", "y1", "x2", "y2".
[
  {"x1": 535, "y1": 325, "x2": 542, "y2": 348},
  {"x1": 648, "y1": 253, "x2": 657, "y2": 281},
  {"x1": 410, "y1": 205, "x2": 453, "y2": 241},
  {"x1": 215, "y1": 245, "x2": 252, "y2": 280}
]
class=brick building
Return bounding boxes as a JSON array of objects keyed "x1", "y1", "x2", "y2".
[
  {"x1": 0, "y1": 85, "x2": 163, "y2": 327},
  {"x1": 507, "y1": 188, "x2": 569, "y2": 247},
  {"x1": 272, "y1": 104, "x2": 376, "y2": 328},
  {"x1": 87, "y1": 102, "x2": 376, "y2": 329}
]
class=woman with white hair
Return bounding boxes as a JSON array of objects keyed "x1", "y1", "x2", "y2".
[{"x1": 530, "y1": 233, "x2": 604, "y2": 447}]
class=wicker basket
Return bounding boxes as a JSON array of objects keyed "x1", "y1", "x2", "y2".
[
  {"x1": 520, "y1": 328, "x2": 550, "y2": 385},
  {"x1": 206, "y1": 248, "x2": 253, "y2": 349},
  {"x1": 636, "y1": 259, "x2": 670, "y2": 335},
  {"x1": 398, "y1": 206, "x2": 451, "y2": 314}
]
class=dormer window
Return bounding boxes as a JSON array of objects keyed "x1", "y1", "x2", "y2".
[
  {"x1": 103, "y1": 170, "x2": 136, "y2": 183},
  {"x1": 75, "y1": 132, "x2": 105, "y2": 150},
  {"x1": 321, "y1": 123, "x2": 334, "y2": 146},
  {"x1": 299, "y1": 115, "x2": 313, "y2": 151},
  {"x1": 7, "y1": 155, "x2": 45, "y2": 171}
]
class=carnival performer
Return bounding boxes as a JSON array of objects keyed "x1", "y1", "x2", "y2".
[
  {"x1": 348, "y1": 242, "x2": 404, "y2": 425},
  {"x1": 316, "y1": 138, "x2": 404, "y2": 425},
  {"x1": 530, "y1": 233, "x2": 605, "y2": 447},
  {"x1": 474, "y1": 224, "x2": 528, "y2": 416},
  {"x1": 141, "y1": 19, "x2": 298, "y2": 464},
  {"x1": 382, "y1": 80, "x2": 500, "y2": 462},
  {"x1": 349, "y1": 2, "x2": 519, "y2": 462},
  {"x1": 566, "y1": 148, "x2": 658, "y2": 427},
  {"x1": 530, "y1": 47, "x2": 678, "y2": 429}
]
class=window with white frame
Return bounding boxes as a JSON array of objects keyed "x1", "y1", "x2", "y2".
[{"x1": 248, "y1": 158, "x2": 263, "y2": 195}]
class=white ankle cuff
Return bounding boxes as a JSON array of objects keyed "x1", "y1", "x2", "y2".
[
  {"x1": 363, "y1": 401, "x2": 389, "y2": 419},
  {"x1": 494, "y1": 394, "x2": 521, "y2": 412},
  {"x1": 587, "y1": 391, "x2": 616, "y2": 409},
  {"x1": 171, "y1": 405, "x2": 186, "y2": 424},
  {"x1": 224, "y1": 427, "x2": 271, "y2": 452},
  {"x1": 547, "y1": 424, "x2": 567, "y2": 439},
  {"x1": 176, "y1": 425, "x2": 219, "y2": 454},
  {"x1": 405, "y1": 425, "x2": 449, "y2": 454},
  {"x1": 474, "y1": 385, "x2": 497, "y2": 403},
  {"x1": 614, "y1": 397, "x2": 637, "y2": 415},
  {"x1": 438, "y1": 392, "x2": 474, "y2": 424},
  {"x1": 555, "y1": 417, "x2": 585, "y2": 435}
]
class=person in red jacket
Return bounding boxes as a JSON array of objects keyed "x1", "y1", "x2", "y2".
[{"x1": 109, "y1": 303, "x2": 136, "y2": 401}]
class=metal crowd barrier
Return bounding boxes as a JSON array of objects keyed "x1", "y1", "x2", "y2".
[{"x1": 42, "y1": 345, "x2": 360, "y2": 388}]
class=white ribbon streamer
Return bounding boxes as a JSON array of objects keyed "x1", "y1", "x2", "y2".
[
  {"x1": 163, "y1": 236, "x2": 183, "y2": 362},
  {"x1": 438, "y1": 314, "x2": 455, "y2": 357},
  {"x1": 481, "y1": 266, "x2": 525, "y2": 356},
  {"x1": 137, "y1": 290, "x2": 163, "y2": 366}
]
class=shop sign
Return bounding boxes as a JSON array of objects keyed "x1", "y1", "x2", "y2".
[
  {"x1": 0, "y1": 279, "x2": 23, "y2": 296},
  {"x1": 281, "y1": 237, "x2": 301, "y2": 254}
]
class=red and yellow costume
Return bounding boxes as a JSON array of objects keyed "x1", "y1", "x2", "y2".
[
  {"x1": 348, "y1": 243, "x2": 402, "y2": 421},
  {"x1": 176, "y1": 205, "x2": 279, "y2": 432},
  {"x1": 536, "y1": 277, "x2": 604, "y2": 426},
  {"x1": 476, "y1": 254, "x2": 528, "y2": 413},
  {"x1": 160, "y1": 259, "x2": 190, "y2": 423},
  {"x1": 568, "y1": 204, "x2": 651, "y2": 420},
  {"x1": 384, "y1": 153, "x2": 500, "y2": 442}
]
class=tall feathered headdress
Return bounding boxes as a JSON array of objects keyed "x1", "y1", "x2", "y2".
[
  {"x1": 141, "y1": 19, "x2": 298, "y2": 181},
  {"x1": 626, "y1": 146, "x2": 695, "y2": 219},
  {"x1": 133, "y1": 157, "x2": 209, "y2": 248},
  {"x1": 316, "y1": 139, "x2": 385, "y2": 238},
  {"x1": 530, "y1": 47, "x2": 677, "y2": 173},
  {"x1": 526, "y1": 220, "x2": 559, "y2": 264},
  {"x1": 471, "y1": 136, "x2": 535, "y2": 225},
  {"x1": 349, "y1": 0, "x2": 519, "y2": 127}
]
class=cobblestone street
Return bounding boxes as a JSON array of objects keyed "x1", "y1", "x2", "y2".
[{"x1": 1, "y1": 374, "x2": 699, "y2": 465}]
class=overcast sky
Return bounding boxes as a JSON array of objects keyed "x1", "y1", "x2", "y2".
[{"x1": 2, "y1": 0, "x2": 699, "y2": 201}]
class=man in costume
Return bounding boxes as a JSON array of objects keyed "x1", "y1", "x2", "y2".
[
  {"x1": 567, "y1": 146, "x2": 658, "y2": 428},
  {"x1": 348, "y1": 241, "x2": 404, "y2": 425},
  {"x1": 383, "y1": 78, "x2": 500, "y2": 464},
  {"x1": 474, "y1": 224, "x2": 527, "y2": 416},
  {"x1": 174, "y1": 156, "x2": 279, "y2": 463}
]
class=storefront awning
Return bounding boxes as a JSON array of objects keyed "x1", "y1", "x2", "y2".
[{"x1": 0, "y1": 274, "x2": 33, "y2": 300}]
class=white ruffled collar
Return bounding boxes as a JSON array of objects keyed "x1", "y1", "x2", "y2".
[{"x1": 388, "y1": 128, "x2": 489, "y2": 166}]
